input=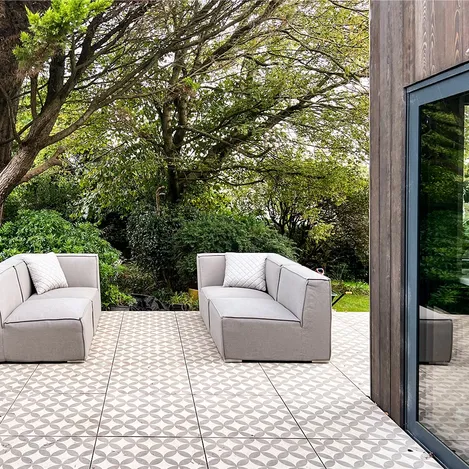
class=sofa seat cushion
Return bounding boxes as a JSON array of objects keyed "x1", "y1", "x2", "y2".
[
  {"x1": 29, "y1": 287, "x2": 100, "y2": 332},
  {"x1": 210, "y1": 298, "x2": 299, "y2": 322},
  {"x1": 6, "y1": 298, "x2": 91, "y2": 323},
  {"x1": 200, "y1": 286, "x2": 274, "y2": 329},
  {"x1": 209, "y1": 298, "x2": 308, "y2": 362},
  {"x1": 3, "y1": 298, "x2": 93, "y2": 362},
  {"x1": 202, "y1": 286, "x2": 272, "y2": 301}
]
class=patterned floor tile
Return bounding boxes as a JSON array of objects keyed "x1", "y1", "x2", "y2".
[
  {"x1": 107, "y1": 367, "x2": 191, "y2": 394},
  {"x1": 92, "y1": 437, "x2": 207, "y2": 468},
  {"x1": 0, "y1": 435, "x2": 94, "y2": 468},
  {"x1": 0, "y1": 364, "x2": 37, "y2": 393},
  {"x1": 311, "y1": 439, "x2": 442, "y2": 468},
  {"x1": 189, "y1": 364, "x2": 277, "y2": 395},
  {"x1": 99, "y1": 393, "x2": 199, "y2": 437},
  {"x1": 24, "y1": 365, "x2": 110, "y2": 394},
  {"x1": 262, "y1": 363, "x2": 364, "y2": 399},
  {"x1": 194, "y1": 394, "x2": 303, "y2": 438},
  {"x1": 0, "y1": 393, "x2": 105, "y2": 436},
  {"x1": 0, "y1": 392, "x2": 19, "y2": 422},
  {"x1": 0, "y1": 311, "x2": 447, "y2": 468},
  {"x1": 182, "y1": 347, "x2": 223, "y2": 364},
  {"x1": 204, "y1": 438, "x2": 324, "y2": 468},
  {"x1": 283, "y1": 395, "x2": 402, "y2": 440}
]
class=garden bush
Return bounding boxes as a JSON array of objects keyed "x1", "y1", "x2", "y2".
[
  {"x1": 117, "y1": 261, "x2": 158, "y2": 296},
  {"x1": 128, "y1": 208, "x2": 298, "y2": 290},
  {"x1": 3, "y1": 171, "x2": 80, "y2": 222},
  {"x1": 173, "y1": 213, "x2": 298, "y2": 288},
  {"x1": 0, "y1": 209, "x2": 132, "y2": 308},
  {"x1": 127, "y1": 206, "x2": 198, "y2": 290}
]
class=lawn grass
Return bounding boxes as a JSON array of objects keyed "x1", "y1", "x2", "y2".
[{"x1": 334, "y1": 294, "x2": 370, "y2": 312}]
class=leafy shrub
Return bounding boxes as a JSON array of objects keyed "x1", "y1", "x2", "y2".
[
  {"x1": 117, "y1": 262, "x2": 158, "y2": 295},
  {"x1": 128, "y1": 208, "x2": 297, "y2": 290},
  {"x1": 0, "y1": 209, "x2": 127, "y2": 308},
  {"x1": 169, "y1": 291, "x2": 199, "y2": 310},
  {"x1": 127, "y1": 206, "x2": 198, "y2": 290},
  {"x1": 4, "y1": 171, "x2": 80, "y2": 222},
  {"x1": 105, "y1": 284, "x2": 136, "y2": 307},
  {"x1": 173, "y1": 213, "x2": 298, "y2": 288}
]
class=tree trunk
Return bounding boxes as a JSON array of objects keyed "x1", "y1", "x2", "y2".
[
  {"x1": 0, "y1": 0, "x2": 48, "y2": 217},
  {"x1": 167, "y1": 165, "x2": 181, "y2": 203},
  {"x1": 0, "y1": 1, "x2": 32, "y2": 171}
]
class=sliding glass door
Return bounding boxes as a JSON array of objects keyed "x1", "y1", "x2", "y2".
[{"x1": 406, "y1": 66, "x2": 469, "y2": 469}]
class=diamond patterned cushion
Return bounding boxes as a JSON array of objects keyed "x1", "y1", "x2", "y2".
[
  {"x1": 20, "y1": 253, "x2": 68, "y2": 295},
  {"x1": 223, "y1": 253, "x2": 267, "y2": 291}
]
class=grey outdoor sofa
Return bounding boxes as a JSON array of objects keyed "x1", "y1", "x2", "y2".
[
  {"x1": 197, "y1": 253, "x2": 332, "y2": 362},
  {"x1": 419, "y1": 306, "x2": 453, "y2": 364},
  {"x1": 0, "y1": 254, "x2": 101, "y2": 362}
]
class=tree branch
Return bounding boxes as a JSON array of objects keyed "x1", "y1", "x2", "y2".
[{"x1": 19, "y1": 146, "x2": 65, "y2": 184}]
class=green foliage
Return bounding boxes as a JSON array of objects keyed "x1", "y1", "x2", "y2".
[
  {"x1": 127, "y1": 206, "x2": 198, "y2": 290},
  {"x1": 116, "y1": 262, "x2": 158, "y2": 296},
  {"x1": 15, "y1": 0, "x2": 112, "y2": 71},
  {"x1": 0, "y1": 209, "x2": 127, "y2": 308},
  {"x1": 73, "y1": 0, "x2": 368, "y2": 216},
  {"x1": 105, "y1": 284, "x2": 136, "y2": 307},
  {"x1": 128, "y1": 208, "x2": 297, "y2": 290},
  {"x1": 3, "y1": 170, "x2": 80, "y2": 222},
  {"x1": 169, "y1": 292, "x2": 199, "y2": 310},
  {"x1": 233, "y1": 155, "x2": 369, "y2": 280},
  {"x1": 331, "y1": 280, "x2": 369, "y2": 296},
  {"x1": 173, "y1": 213, "x2": 297, "y2": 288}
]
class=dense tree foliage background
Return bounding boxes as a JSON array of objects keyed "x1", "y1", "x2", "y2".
[{"x1": 0, "y1": 0, "x2": 369, "y2": 307}]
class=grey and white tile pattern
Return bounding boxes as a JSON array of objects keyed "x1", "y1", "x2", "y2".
[
  {"x1": 0, "y1": 436, "x2": 94, "y2": 468},
  {"x1": 204, "y1": 438, "x2": 324, "y2": 468},
  {"x1": 92, "y1": 437, "x2": 207, "y2": 468},
  {"x1": 0, "y1": 310, "x2": 444, "y2": 468},
  {"x1": 0, "y1": 392, "x2": 104, "y2": 437}
]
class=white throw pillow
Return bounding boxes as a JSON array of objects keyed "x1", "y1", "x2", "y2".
[
  {"x1": 223, "y1": 253, "x2": 267, "y2": 291},
  {"x1": 21, "y1": 253, "x2": 68, "y2": 295}
]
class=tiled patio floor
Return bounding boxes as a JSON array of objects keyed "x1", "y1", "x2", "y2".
[{"x1": 0, "y1": 311, "x2": 443, "y2": 468}]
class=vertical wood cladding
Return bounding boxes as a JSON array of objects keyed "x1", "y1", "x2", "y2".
[{"x1": 370, "y1": 0, "x2": 469, "y2": 426}]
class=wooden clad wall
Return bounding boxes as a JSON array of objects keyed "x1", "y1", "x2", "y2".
[{"x1": 370, "y1": 0, "x2": 469, "y2": 426}]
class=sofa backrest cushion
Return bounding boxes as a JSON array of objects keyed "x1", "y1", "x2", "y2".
[
  {"x1": 0, "y1": 256, "x2": 34, "y2": 301},
  {"x1": 223, "y1": 253, "x2": 267, "y2": 291},
  {"x1": 0, "y1": 266, "x2": 23, "y2": 325},
  {"x1": 56, "y1": 254, "x2": 99, "y2": 288},
  {"x1": 277, "y1": 263, "x2": 329, "y2": 321},
  {"x1": 197, "y1": 253, "x2": 226, "y2": 288},
  {"x1": 265, "y1": 254, "x2": 296, "y2": 300}
]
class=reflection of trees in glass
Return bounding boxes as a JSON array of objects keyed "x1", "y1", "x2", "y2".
[{"x1": 419, "y1": 99, "x2": 469, "y2": 313}]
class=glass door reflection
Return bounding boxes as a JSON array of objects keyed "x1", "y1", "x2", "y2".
[{"x1": 418, "y1": 92, "x2": 469, "y2": 464}]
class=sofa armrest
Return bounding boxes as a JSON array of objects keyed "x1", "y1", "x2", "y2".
[
  {"x1": 197, "y1": 253, "x2": 226, "y2": 289},
  {"x1": 56, "y1": 254, "x2": 100, "y2": 290},
  {"x1": 277, "y1": 263, "x2": 331, "y2": 325}
]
